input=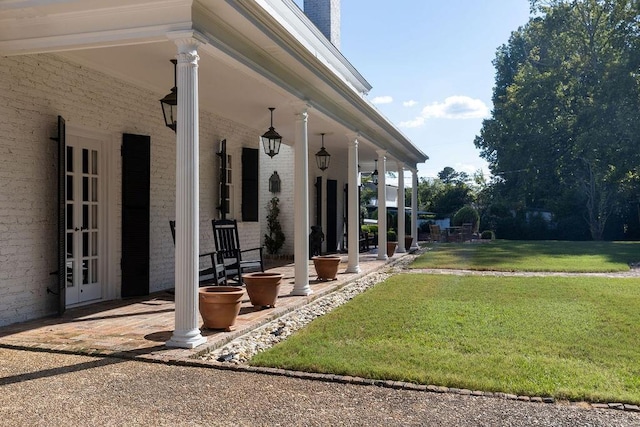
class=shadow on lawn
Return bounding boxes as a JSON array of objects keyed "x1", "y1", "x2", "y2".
[{"x1": 413, "y1": 240, "x2": 640, "y2": 271}]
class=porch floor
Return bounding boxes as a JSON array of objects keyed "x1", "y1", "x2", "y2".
[{"x1": 0, "y1": 251, "x2": 404, "y2": 364}]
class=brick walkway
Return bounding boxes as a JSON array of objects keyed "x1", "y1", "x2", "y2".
[{"x1": 0, "y1": 252, "x2": 402, "y2": 364}]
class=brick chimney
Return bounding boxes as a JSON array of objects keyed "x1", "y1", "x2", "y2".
[{"x1": 304, "y1": 0, "x2": 340, "y2": 48}]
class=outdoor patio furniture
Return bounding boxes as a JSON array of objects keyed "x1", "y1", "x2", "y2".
[
  {"x1": 211, "y1": 219, "x2": 264, "y2": 284},
  {"x1": 461, "y1": 223, "x2": 474, "y2": 242},
  {"x1": 429, "y1": 224, "x2": 444, "y2": 242},
  {"x1": 169, "y1": 221, "x2": 227, "y2": 285},
  {"x1": 359, "y1": 229, "x2": 369, "y2": 252},
  {"x1": 309, "y1": 225, "x2": 324, "y2": 258}
]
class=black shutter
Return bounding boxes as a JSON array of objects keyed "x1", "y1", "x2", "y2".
[
  {"x1": 315, "y1": 177, "x2": 322, "y2": 227},
  {"x1": 121, "y1": 134, "x2": 150, "y2": 297},
  {"x1": 55, "y1": 116, "x2": 66, "y2": 315},
  {"x1": 326, "y1": 179, "x2": 338, "y2": 253},
  {"x1": 242, "y1": 147, "x2": 259, "y2": 221}
]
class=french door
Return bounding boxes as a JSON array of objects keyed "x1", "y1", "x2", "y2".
[{"x1": 65, "y1": 135, "x2": 103, "y2": 305}]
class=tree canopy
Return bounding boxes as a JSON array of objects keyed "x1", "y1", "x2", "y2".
[{"x1": 474, "y1": 0, "x2": 640, "y2": 239}]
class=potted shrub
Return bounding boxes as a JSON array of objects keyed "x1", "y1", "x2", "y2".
[
  {"x1": 264, "y1": 197, "x2": 285, "y2": 255},
  {"x1": 312, "y1": 255, "x2": 341, "y2": 280},
  {"x1": 404, "y1": 235, "x2": 414, "y2": 250},
  {"x1": 198, "y1": 286, "x2": 245, "y2": 331},
  {"x1": 243, "y1": 272, "x2": 283, "y2": 308},
  {"x1": 386, "y1": 228, "x2": 397, "y2": 257}
]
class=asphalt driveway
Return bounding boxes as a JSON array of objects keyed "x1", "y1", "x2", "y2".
[{"x1": 0, "y1": 348, "x2": 638, "y2": 426}]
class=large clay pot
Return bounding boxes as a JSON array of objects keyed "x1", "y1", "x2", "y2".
[
  {"x1": 243, "y1": 272, "x2": 283, "y2": 308},
  {"x1": 198, "y1": 286, "x2": 244, "y2": 331},
  {"x1": 312, "y1": 255, "x2": 341, "y2": 281},
  {"x1": 405, "y1": 236, "x2": 414, "y2": 250},
  {"x1": 387, "y1": 242, "x2": 397, "y2": 257}
]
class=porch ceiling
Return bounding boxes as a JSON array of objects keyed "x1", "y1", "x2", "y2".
[{"x1": 0, "y1": 0, "x2": 428, "y2": 171}]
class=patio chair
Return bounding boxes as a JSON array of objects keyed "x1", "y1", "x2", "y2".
[
  {"x1": 429, "y1": 224, "x2": 444, "y2": 242},
  {"x1": 461, "y1": 223, "x2": 474, "y2": 242},
  {"x1": 211, "y1": 218, "x2": 264, "y2": 284},
  {"x1": 169, "y1": 221, "x2": 227, "y2": 285}
]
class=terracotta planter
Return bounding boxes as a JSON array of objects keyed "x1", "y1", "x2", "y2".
[
  {"x1": 405, "y1": 236, "x2": 414, "y2": 250},
  {"x1": 198, "y1": 286, "x2": 244, "y2": 331},
  {"x1": 243, "y1": 272, "x2": 283, "y2": 308},
  {"x1": 312, "y1": 255, "x2": 341, "y2": 281},
  {"x1": 387, "y1": 242, "x2": 397, "y2": 257}
]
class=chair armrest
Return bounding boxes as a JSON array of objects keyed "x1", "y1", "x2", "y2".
[
  {"x1": 199, "y1": 250, "x2": 217, "y2": 262},
  {"x1": 239, "y1": 247, "x2": 263, "y2": 259}
]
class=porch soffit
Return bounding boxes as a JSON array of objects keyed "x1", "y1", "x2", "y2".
[
  {"x1": 0, "y1": 0, "x2": 427, "y2": 167},
  {"x1": 0, "y1": 0, "x2": 194, "y2": 52}
]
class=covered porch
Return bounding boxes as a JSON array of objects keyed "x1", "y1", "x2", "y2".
[
  {"x1": 0, "y1": 0, "x2": 427, "y2": 346},
  {"x1": 0, "y1": 251, "x2": 408, "y2": 362}
]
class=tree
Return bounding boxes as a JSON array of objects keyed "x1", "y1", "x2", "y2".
[{"x1": 475, "y1": 0, "x2": 640, "y2": 239}]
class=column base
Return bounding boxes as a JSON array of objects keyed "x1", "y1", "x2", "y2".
[
  {"x1": 345, "y1": 265, "x2": 361, "y2": 274},
  {"x1": 166, "y1": 329, "x2": 207, "y2": 349},
  {"x1": 290, "y1": 284, "x2": 313, "y2": 296}
]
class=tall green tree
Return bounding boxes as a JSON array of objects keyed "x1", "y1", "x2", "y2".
[{"x1": 475, "y1": 0, "x2": 640, "y2": 239}]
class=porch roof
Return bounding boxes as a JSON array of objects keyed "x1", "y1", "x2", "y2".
[{"x1": 0, "y1": 0, "x2": 428, "y2": 170}]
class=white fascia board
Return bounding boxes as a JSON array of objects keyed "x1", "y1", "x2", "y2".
[
  {"x1": 255, "y1": 0, "x2": 371, "y2": 96},
  {"x1": 0, "y1": 0, "x2": 192, "y2": 55}
]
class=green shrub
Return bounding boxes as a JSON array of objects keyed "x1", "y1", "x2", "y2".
[
  {"x1": 387, "y1": 228, "x2": 397, "y2": 242},
  {"x1": 362, "y1": 224, "x2": 378, "y2": 234},
  {"x1": 453, "y1": 205, "x2": 480, "y2": 231},
  {"x1": 480, "y1": 230, "x2": 495, "y2": 240},
  {"x1": 264, "y1": 197, "x2": 285, "y2": 254}
]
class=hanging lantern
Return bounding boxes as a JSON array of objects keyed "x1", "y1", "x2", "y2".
[
  {"x1": 159, "y1": 59, "x2": 177, "y2": 132},
  {"x1": 261, "y1": 107, "x2": 282, "y2": 157},
  {"x1": 315, "y1": 133, "x2": 331, "y2": 171}
]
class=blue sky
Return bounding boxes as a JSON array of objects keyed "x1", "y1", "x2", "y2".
[{"x1": 294, "y1": 0, "x2": 532, "y2": 180}]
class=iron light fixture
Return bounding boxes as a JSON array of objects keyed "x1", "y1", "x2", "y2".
[
  {"x1": 159, "y1": 59, "x2": 178, "y2": 132},
  {"x1": 261, "y1": 107, "x2": 282, "y2": 157},
  {"x1": 372, "y1": 159, "x2": 379, "y2": 185},
  {"x1": 315, "y1": 133, "x2": 331, "y2": 171},
  {"x1": 269, "y1": 171, "x2": 281, "y2": 193}
]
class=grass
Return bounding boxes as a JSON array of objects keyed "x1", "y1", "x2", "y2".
[
  {"x1": 411, "y1": 240, "x2": 640, "y2": 272},
  {"x1": 251, "y1": 274, "x2": 640, "y2": 404}
]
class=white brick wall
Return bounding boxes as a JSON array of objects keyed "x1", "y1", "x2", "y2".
[{"x1": 0, "y1": 53, "x2": 265, "y2": 326}]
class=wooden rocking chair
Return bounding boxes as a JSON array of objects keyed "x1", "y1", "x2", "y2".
[
  {"x1": 169, "y1": 221, "x2": 226, "y2": 285},
  {"x1": 211, "y1": 219, "x2": 264, "y2": 284}
]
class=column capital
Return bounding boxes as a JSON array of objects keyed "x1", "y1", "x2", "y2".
[
  {"x1": 345, "y1": 132, "x2": 360, "y2": 142},
  {"x1": 290, "y1": 100, "x2": 312, "y2": 114},
  {"x1": 376, "y1": 149, "x2": 387, "y2": 158},
  {"x1": 168, "y1": 30, "x2": 206, "y2": 48}
]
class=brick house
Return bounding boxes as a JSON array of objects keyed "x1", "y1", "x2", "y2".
[{"x1": 0, "y1": 0, "x2": 427, "y2": 347}]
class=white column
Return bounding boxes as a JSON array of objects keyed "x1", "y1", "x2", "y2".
[
  {"x1": 167, "y1": 37, "x2": 206, "y2": 349},
  {"x1": 377, "y1": 150, "x2": 388, "y2": 260},
  {"x1": 292, "y1": 106, "x2": 312, "y2": 296},
  {"x1": 397, "y1": 161, "x2": 406, "y2": 253},
  {"x1": 411, "y1": 168, "x2": 419, "y2": 249},
  {"x1": 346, "y1": 134, "x2": 361, "y2": 273}
]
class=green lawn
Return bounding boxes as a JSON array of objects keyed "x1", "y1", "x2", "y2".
[
  {"x1": 251, "y1": 274, "x2": 640, "y2": 404},
  {"x1": 411, "y1": 240, "x2": 640, "y2": 272}
]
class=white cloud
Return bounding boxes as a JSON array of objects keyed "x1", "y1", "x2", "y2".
[
  {"x1": 371, "y1": 95, "x2": 393, "y2": 105},
  {"x1": 403, "y1": 100, "x2": 418, "y2": 107},
  {"x1": 399, "y1": 117, "x2": 425, "y2": 128},
  {"x1": 399, "y1": 95, "x2": 490, "y2": 129},
  {"x1": 422, "y1": 96, "x2": 489, "y2": 119}
]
